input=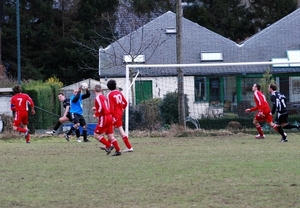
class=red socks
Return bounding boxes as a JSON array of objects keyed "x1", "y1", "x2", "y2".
[
  {"x1": 256, "y1": 124, "x2": 264, "y2": 136},
  {"x1": 122, "y1": 136, "x2": 132, "y2": 149}
]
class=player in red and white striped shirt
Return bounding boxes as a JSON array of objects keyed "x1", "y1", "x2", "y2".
[
  {"x1": 92, "y1": 84, "x2": 121, "y2": 156},
  {"x1": 245, "y1": 83, "x2": 286, "y2": 140},
  {"x1": 107, "y1": 80, "x2": 133, "y2": 152},
  {"x1": 10, "y1": 85, "x2": 35, "y2": 143}
]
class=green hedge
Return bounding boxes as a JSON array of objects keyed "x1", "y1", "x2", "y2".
[
  {"x1": 22, "y1": 81, "x2": 61, "y2": 132},
  {"x1": 198, "y1": 115, "x2": 300, "y2": 130}
]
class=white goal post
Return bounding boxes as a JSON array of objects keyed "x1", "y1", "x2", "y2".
[{"x1": 125, "y1": 60, "x2": 300, "y2": 135}]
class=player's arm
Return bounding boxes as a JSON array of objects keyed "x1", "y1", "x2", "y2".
[
  {"x1": 26, "y1": 95, "x2": 35, "y2": 114},
  {"x1": 10, "y1": 97, "x2": 15, "y2": 111},
  {"x1": 63, "y1": 106, "x2": 70, "y2": 117},
  {"x1": 82, "y1": 89, "x2": 91, "y2": 99},
  {"x1": 121, "y1": 94, "x2": 128, "y2": 109},
  {"x1": 270, "y1": 95, "x2": 276, "y2": 114}
]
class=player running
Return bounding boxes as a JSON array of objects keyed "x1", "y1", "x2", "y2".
[{"x1": 10, "y1": 85, "x2": 35, "y2": 143}]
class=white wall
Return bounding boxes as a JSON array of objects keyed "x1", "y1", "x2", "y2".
[
  {"x1": 112, "y1": 76, "x2": 214, "y2": 118},
  {"x1": 0, "y1": 96, "x2": 12, "y2": 116}
]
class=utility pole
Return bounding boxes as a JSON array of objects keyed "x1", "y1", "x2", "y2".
[
  {"x1": 0, "y1": 0, "x2": 4, "y2": 66},
  {"x1": 16, "y1": 0, "x2": 21, "y2": 84},
  {"x1": 176, "y1": 0, "x2": 186, "y2": 128},
  {"x1": 0, "y1": 0, "x2": 5, "y2": 78}
]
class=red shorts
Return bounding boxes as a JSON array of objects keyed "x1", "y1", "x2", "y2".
[
  {"x1": 113, "y1": 117, "x2": 123, "y2": 128},
  {"x1": 94, "y1": 114, "x2": 113, "y2": 135},
  {"x1": 13, "y1": 111, "x2": 29, "y2": 127},
  {"x1": 255, "y1": 111, "x2": 273, "y2": 123}
]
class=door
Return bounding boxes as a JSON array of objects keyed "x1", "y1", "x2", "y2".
[{"x1": 135, "y1": 80, "x2": 153, "y2": 105}]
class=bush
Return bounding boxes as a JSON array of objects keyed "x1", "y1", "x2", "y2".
[
  {"x1": 158, "y1": 91, "x2": 189, "y2": 124},
  {"x1": 128, "y1": 98, "x2": 162, "y2": 131}
]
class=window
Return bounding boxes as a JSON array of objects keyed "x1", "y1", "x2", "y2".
[
  {"x1": 287, "y1": 50, "x2": 300, "y2": 67},
  {"x1": 165, "y1": 27, "x2": 176, "y2": 34},
  {"x1": 272, "y1": 58, "x2": 289, "y2": 67},
  {"x1": 200, "y1": 52, "x2": 223, "y2": 62},
  {"x1": 194, "y1": 77, "x2": 206, "y2": 101}
]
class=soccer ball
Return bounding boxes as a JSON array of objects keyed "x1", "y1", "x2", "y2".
[{"x1": 81, "y1": 82, "x2": 88, "y2": 90}]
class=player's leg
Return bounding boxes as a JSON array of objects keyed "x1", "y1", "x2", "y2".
[
  {"x1": 94, "y1": 121, "x2": 113, "y2": 154},
  {"x1": 118, "y1": 126, "x2": 133, "y2": 152},
  {"x1": 253, "y1": 115, "x2": 265, "y2": 139},
  {"x1": 80, "y1": 116, "x2": 90, "y2": 142}
]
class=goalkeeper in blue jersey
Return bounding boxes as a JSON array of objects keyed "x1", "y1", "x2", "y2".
[{"x1": 65, "y1": 84, "x2": 91, "y2": 142}]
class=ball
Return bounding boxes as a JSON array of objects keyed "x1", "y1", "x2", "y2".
[{"x1": 81, "y1": 82, "x2": 88, "y2": 90}]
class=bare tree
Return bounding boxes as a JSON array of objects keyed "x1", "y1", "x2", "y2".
[{"x1": 72, "y1": 2, "x2": 169, "y2": 105}]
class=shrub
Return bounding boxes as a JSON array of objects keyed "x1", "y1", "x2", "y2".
[
  {"x1": 158, "y1": 91, "x2": 189, "y2": 124},
  {"x1": 128, "y1": 98, "x2": 162, "y2": 131}
]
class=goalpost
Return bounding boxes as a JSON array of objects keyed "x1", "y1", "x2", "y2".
[{"x1": 124, "y1": 60, "x2": 300, "y2": 135}]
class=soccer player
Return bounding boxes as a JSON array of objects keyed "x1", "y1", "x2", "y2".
[
  {"x1": 92, "y1": 84, "x2": 122, "y2": 156},
  {"x1": 269, "y1": 83, "x2": 300, "y2": 142},
  {"x1": 46, "y1": 93, "x2": 73, "y2": 141},
  {"x1": 245, "y1": 83, "x2": 287, "y2": 140},
  {"x1": 65, "y1": 85, "x2": 90, "y2": 142},
  {"x1": 107, "y1": 79, "x2": 133, "y2": 152},
  {"x1": 10, "y1": 85, "x2": 35, "y2": 143}
]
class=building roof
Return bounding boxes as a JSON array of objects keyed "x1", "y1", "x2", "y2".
[{"x1": 99, "y1": 9, "x2": 300, "y2": 78}]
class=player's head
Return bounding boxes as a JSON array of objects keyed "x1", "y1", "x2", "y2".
[
  {"x1": 269, "y1": 83, "x2": 277, "y2": 91},
  {"x1": 253, "y1": 83, "x2": 261, "y2": 91},
  {"x1": 73, "y1": 88, "x2": 79, "y2": 94},
  {"x1": 12, "y1": 85, "x2": 22, "y2": 94},
  {"x1": 94, "y1": 84, "x2": 102, "y2": 93},
  {"x1": 58, "y1": 93, "x2": 65, "y2": 101},
  {"x1": 107, "y1": 79, "x2": 117, "y2": 90}
]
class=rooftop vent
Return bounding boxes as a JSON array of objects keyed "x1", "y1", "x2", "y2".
[{"x1": 165, "y1": 27, "x2": 176, "y2": 34}]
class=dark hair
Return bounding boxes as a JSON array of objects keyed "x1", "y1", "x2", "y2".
[
  {"x1": 107, "y1": 79, "x2": 117, "y2": 90},
  {"x1": 256, "y1": 83, "x2": 261, "y2": 91},
  {"x1": 58, "y1": 92, "x2": 64, "y2": 96},
  {"x1": 269, "y1": 83, "x2": 277, "y2": 91},
  {"x1": 12, "y1": 85, "x2": 22, "y2": 94}
]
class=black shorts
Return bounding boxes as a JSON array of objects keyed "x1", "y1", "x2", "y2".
[
  {"x1": 66, "y1": 112, "x2": 73, "y2": 122},
  {"x1": 276, "y1": 112, "x2": 288, "y2": 125},
  {"x1": 71, "y1": 113, "x2": 86, "y2": 126}
]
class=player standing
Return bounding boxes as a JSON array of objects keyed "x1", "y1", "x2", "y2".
[
  {"x1": 65, "y1": 85, "x2": 90, "y2": 142},
  {"x1": 92, "y1": 84, "x2": 122, "y2": 156},
  {"x1": 10, "y1": 85, "x2": 35, "y2": 143},
  {"x1": 107, "y1": 79, "x2": 133, "y2": 152}
]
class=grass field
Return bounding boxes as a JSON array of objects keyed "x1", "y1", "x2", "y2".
[{"x1": 0, "y1": 133, "x2": 300, "y2": 208}]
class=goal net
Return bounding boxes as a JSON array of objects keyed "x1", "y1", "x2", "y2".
[{"x1": 123, "y1": 61, "x2": 300, "y2": 134}]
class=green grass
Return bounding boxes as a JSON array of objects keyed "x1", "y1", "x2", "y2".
[{"x1": 0, "y1": 133, "x2": 300, "y2": 208}]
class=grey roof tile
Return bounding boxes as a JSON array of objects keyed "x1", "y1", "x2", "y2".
[{"x1": 100, "y1": 9, "x2": 300, "y2": 78}]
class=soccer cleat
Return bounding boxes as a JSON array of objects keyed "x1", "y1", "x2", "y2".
[
  {"x1": 122, "y1": 148, "x2": 133, "y2": 153},
  {"x1": 105, "y1": 146, "x2": 114, "y2": 155},
  {"x1": 26, "y1": 141, "x2": 31, "y2": 144},
  {"x1": 25, "y1": 131, "x2": 30, "y2": 143},
  {"x1": 112, "y1": 151, "x2": 122, "y2": 156},
  {"x1": 64, "y1": 133, "x2": 69, "y2": 141},
  {"x1": 77, "y1": 138, "x2": 81, "y2": 143},
  {"x1": 99, "y1": 145, "x2": 111, "y2": 150},
  {"x1": 280, "y1": 138, "x2": 288, "y2": 142},
  {"x1": 255, "y1": 134, "x2": 265, "y2": 139},
  {"x1": 99, "y1": 145, "x2": 106, "y2": 150},
  {"x1": 83, "y1": 139, "x2": 90, "y2": 142},
  {"x1": 46, "y1": 130, "x2": 55, "y2": 135}
]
